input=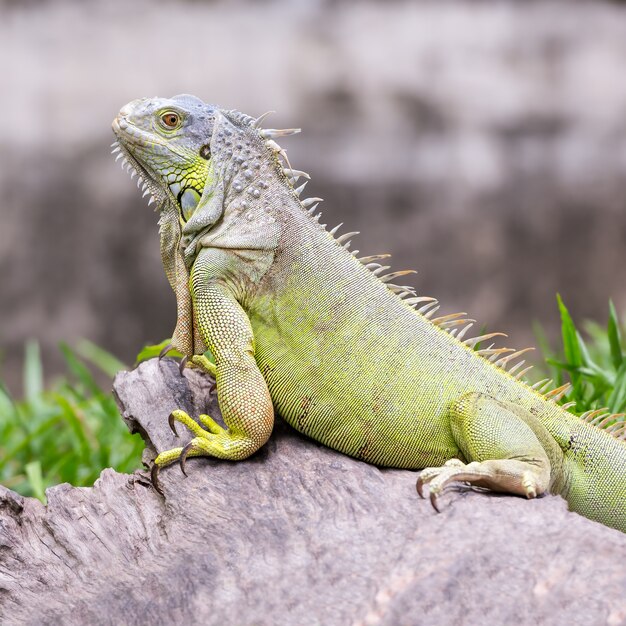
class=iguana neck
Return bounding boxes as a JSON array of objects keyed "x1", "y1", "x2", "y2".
[{"x1": 179, "y1": 130, "x2": 284, "y2": 287}]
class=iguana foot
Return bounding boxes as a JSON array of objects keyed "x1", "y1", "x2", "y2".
[
  {"x1": 417, "y1": 458, "x2": 543, "y2": 512},
  {"x1": 152, "y1": 409, "x2": 263, "y2": 488},
  {"x1": 150, "y1": 410, "x2": 231, "y2": 495},
  {"x1": 416, "y1": 392, "x2": 552, "y2": 512}
]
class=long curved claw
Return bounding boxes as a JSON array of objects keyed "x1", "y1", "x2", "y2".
[
  {"x1": 416, "y1": 476, "x2": 426, "y2": 499},
  {"x1": 429, "y1": 491, "x2": 441, "y2": 513},
  {"x1": 417, "y1": 474, "x2": 442, "y2": 512},
  {"x1": 151, "y1": 464, "x2": 164, "y2": 497},
  {"x1": 179, "y1": 356, "x2": 188, "y2": 375},
  {"x1": 168, "y1": 412, "x2": 179, "y2": 436},
  {"x1": 179, "y1": 441, "x2": 194, "y2": 477},
  {"x1": 416, "y1": 459, "x2": 467, "y2": 510},
  {"x1": 158, "y1": 343, "x2": 174, "y2": 360}
]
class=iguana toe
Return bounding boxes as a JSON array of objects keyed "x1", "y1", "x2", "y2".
[
  {"x1": 189, "y1": 354, "x2": 217, "y2": 379},
  {"x1": 521, "y1": 471, "x2": 539, "y2": 499},
  {"x1": 416, "y1": 459, "x2": 469, "y2": 511},
  {"x1": 416, "y1": 467, "x2": 440, "y2": 498},
  {"x1": 168, "y1": 409, "x2": 222, "y2": 439}
]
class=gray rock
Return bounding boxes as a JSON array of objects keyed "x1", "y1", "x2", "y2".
[{"x1": 1, "y1": 358, "x2": 625, "y2": 626}]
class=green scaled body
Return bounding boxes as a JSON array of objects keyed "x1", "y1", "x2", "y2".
[{"x1": 113, "y1": 95, "x2": 626, "y2": 533}]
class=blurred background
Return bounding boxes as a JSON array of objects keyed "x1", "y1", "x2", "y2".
[{"x1": 2, "y1": 0, "x2": 626, "y2": 394}]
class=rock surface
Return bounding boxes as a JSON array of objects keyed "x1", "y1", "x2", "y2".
[{"x1": 1, "y1": 358, "x2": 626, "y2": 625}]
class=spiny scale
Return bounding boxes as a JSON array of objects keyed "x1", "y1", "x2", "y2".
[
  {"x1": 379, "y1": 270, "x2": 418, "y2": 284},
  {"x1": 260, "y1": 128, "x2": 301, "y2": 139},
  {"x1": 253, "y1": 110, "x2": 275, "y2": 128},
  {"x1": 582, "y1": 408, "x2": 608, "y2": 422},
  {"x1": 113, "y1": 143, "x2": 156, "y2": 208},
  {"x1": 544, "y1": 383, "x2": 572, "y2": 401}
]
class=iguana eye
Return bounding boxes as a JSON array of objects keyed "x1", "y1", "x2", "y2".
[{"x1": 160, "y1": 112, "x2": 180, "y2": 129}]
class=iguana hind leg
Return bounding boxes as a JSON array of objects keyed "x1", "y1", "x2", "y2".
[{"x1": 417, "y1": 392, "x2": 556, "y2": 510}]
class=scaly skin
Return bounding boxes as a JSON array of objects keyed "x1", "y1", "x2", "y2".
[{"x1": 112, "y1": 95, "x2": 626, "y2": 533}]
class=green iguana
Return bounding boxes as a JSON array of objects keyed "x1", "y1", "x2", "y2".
[{"x1": 112, "y1": 94, "x2": 626, "y2": 533}]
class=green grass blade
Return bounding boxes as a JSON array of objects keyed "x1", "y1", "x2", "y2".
[
  {"x1": 608, "y1": 300, "x2": 623, "y2": 371},
  {"x1": 0, "y1": 383, "x2": 17, "y2": 426},
  {"x1": 557, "y1": 296, "x2": 582, "y2": 368},
  {"x1": 136, "y1": 339, "x2": 183, "y2": 364},
  {"x1": 59, "y1": 343, "x2": 102, "y2": 396},
  {"x1": 53, "y1": 393, "x2": 95, "y2": 462},
  {"x1": 24, "y1": 461, "x2": 46, "y2": 503},
  {"x1": 76, "y1": 340, "x2": 127, "y2": 377},
  {"x1": 556, "y1": 295, "x2": 584, "y2": 399},
  {"x1": 23, "y1": 341, "x2": 43, "y2": 405},
  {"x1": 608, "y1": 360, "x2": 626, "y2": 414}
]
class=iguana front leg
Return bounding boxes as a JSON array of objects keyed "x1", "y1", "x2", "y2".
[
  {"x1": 158, "y1": 201, "x2": 208, "y2": 361},
  {"x1": 417, "y1": 392, "x2": 564, "y2": 510},
  {"x1": 153, "y1": 251, "x2": 274, "y2": 485}
]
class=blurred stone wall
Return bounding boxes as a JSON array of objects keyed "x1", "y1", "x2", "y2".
[{"x1": 2, "y1": 0, "x2": 626, "y2": 392}]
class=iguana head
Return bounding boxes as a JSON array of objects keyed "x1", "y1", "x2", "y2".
[
  {"x1": 112, "y1": 95, "x2": 303, "y2": 230},
  {"x1": 112, "y1": 94, "x2": 217, "y2": 222}
]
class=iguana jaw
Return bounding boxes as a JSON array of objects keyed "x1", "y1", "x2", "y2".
[{"x1": 110, "y1": 135, "x2": 167, "y2": 210}]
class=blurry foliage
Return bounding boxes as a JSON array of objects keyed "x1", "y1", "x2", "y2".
[
  {"x1": 535, "y1": 297, "x2": 626, "y2": 418},
  {"x1": 135, "y1": 338, "x2": 182, "y2": 364},
  {"x1": 135, "y1": 339, "x2": 215, "y2": 367},
  {"x1": 0, "y1": 341, "x2": 143, "y2": 501}
]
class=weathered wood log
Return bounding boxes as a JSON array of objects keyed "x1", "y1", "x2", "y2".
[{"x1": 1, "y1": 358, "x2": 625, "y2": 625}]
